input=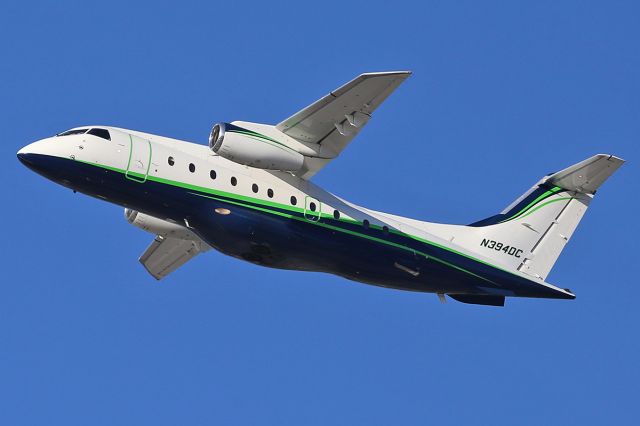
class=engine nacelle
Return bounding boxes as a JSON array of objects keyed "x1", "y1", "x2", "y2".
[
  {"x1": 209, "y1": 122, "x2": 305, "y2": 172},
  {"x1": 124, "y1": 209, "x2": 195, "y2": 239}
]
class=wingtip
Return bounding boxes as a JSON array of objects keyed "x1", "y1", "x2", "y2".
[
  {"x1": 360, "y1": 70, "x2": 413, "y2": 78},
  {"x1": 599, "y1": 153, "x2": 625, "y2": 164}
]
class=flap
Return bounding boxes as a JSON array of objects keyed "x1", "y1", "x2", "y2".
[{"x1": 139, "y1": 235, "x2": 209, "y2": 280}]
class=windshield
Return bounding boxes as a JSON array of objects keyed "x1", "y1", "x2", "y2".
[
  {"x1": 56, "y1": 127, "x2": 111, "y2": 141},
  {"x1": 87, "y1": 128, "x2": 111, "y2": 140},
  {"x1": 56, "y1": 128, "x2": 89, "y2": 136}
]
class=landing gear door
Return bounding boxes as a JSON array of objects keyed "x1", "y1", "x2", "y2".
[
  {"x1": 304, "y1": 196, "x2": 321, "y2": 222},
  {"x1": 125, "y1": 134, "x2": 152, "y2": 183}
]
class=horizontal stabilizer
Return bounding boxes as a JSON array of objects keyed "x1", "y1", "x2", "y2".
[
  {"x1": 545, "y1": 154, "x2": 624, "y2": 194},
  {"x1": 448, "y1": 294, "x2": 505, "y2": 306}
]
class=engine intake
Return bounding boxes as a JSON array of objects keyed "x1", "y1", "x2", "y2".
[{"x1": 209, "y1": 122, "x2": 226, "y2": 152}]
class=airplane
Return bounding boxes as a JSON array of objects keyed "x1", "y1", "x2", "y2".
[{"x1": 17, "y1": 71, "x2": 624, "y2": 306}]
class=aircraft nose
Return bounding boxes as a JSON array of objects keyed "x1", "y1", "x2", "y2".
[
  {"x1": 17, "y1": 140, "x2": 52, "y2": 172},
  {"x1": 17, "y1": 152, "x2": 29, "y2": 166},
  {"x1": 17, "y1": 145, "x2": 35, "y2": 166},
  {"x1": 17, "y1": 142, "x2": 40, "y2": 168}
]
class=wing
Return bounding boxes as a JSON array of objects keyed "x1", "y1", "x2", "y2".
[
  {"x1": 276, "y1": 71, "x2": 411, "y2": 179},
  {"x1": 139, "y1": 235, "x2": 210, "y2": 280}
]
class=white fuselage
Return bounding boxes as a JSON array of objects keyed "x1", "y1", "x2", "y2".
[
  {"x1": 18, "y1": 125, "x2": 580, "y2": 302},
  {"x1": 20, "y1": 126, "x2": 462, "y2": 249}
]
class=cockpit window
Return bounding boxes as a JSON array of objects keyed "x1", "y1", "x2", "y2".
[
  {"x1": 55, "y1": 127, "x2": 111, "y2": 140},
  {"x1": 87, "y1": 128, "x2": 111, "y2": 140},
  {"x1": 57, "y1": 128, "x2": 89, "y2": 136}
]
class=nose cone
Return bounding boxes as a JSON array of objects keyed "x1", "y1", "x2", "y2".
[
  {"x1": 17, "y1": 153, "x2": 30, "y2": 167},
  {"x1": 17, "y1": 139, "x2": 57, "y2": 175},
  {"x1": 17, "y1": 144, "x2": 37, "y2": 167},
  {"x1": 17, "y1": 146, "x2": 31, "y2": 167}
]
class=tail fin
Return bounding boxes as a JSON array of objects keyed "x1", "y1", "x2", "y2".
[{"x1": 462, "y1": 154, "x2": 624, "y2": 280}]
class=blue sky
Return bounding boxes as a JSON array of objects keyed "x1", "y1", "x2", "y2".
[{"x1": 1, "y1": 1, "x2": 638, "y2": 424}]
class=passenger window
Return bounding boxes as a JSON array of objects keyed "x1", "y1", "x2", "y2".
[
  {"x1": 290, "y1": 196, "x2": 297, "y2": 205},
  {"x1": 210, "y1": 170, "x2": 216, "y2": 179},
  {"x1": 231, "y1": 177, "x2": 237, "y2": 186},
  {"x1": 87, "y1": 128, "x2": 111, "y2": 140},
  {"x1": 309, "y1": 202, "x2": 317, "y2": 212},
  {"x1": 383, "y1": 226, "x2": 389, "y2": 235},
  {"x1": 333, "y1": 210, "x2": 340, "y2": 220},
  {"x1": 363, "y1": 219, "x2": 370, "y2": 229},
  {"x1": 189, "y1": 163, "x2": 196, "y2": 173},
  {"x1": 168, "y1": 157, "x2": 175, "y2": 166},
  {"x1": 252, "y1": 183, "x2": 259, "y2": 193},
  {"x1": 267, "y1": 189, "x2": 274, "y2": 198}
]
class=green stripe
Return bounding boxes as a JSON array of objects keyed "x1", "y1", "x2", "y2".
[
  {"x1": 227, "y1": 129, "x2": 296, "y2": 154},
  {"x1": 499, "y1": 186, "x2": 563, "y2": 223},
  {"x1": 518, "y1": 197, "x2": 573, "y2": 220},
  {"x1": 189, "y1": 191, "x2": 497, "y2": 285},
  {"x1": 75, "y1": 158, "x2": 568, "y2": 285}
]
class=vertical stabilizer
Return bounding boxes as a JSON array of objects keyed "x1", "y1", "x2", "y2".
[{"x1": 451, "y1": 155, "x2": 624, "y2": 280}]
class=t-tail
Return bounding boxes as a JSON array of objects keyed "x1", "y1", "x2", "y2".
[{"x1": 454, "y1": 154, "x2": 624, "y2": 283}]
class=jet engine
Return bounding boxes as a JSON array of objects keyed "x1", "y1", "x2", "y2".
[
  {"x1": 209, "y1": 122, "x2": 304, "y2": 172},
  {"x1": 124, "y1": 209, "x2": 196, "y2": 239}
]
